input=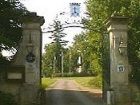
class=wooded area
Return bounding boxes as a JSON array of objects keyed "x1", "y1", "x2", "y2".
[{"x1": 42, "y1": 0, "x2": 140, "y2": 87}]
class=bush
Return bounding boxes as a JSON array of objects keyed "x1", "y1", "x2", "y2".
[{"x1": 0, "y1": 91, "x2": 18, "y2": 105}]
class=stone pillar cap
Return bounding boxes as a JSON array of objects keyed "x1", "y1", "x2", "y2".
[
  {"x1": 106, "y1": 15, "x2": 129, "y2": 27},
  {"x1": 22, "y1": 12, "x2": 45, "y2": 26}
]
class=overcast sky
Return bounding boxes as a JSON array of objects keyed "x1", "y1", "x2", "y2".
[{"x1": 21, "y1": 0, "x2": 86, "y2": 53}]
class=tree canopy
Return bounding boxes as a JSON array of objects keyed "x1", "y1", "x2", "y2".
[
  {"x1": 42, "y1": 20, "x2": 68, "y2": 76},
  {"x1": 0, "y1": 0, "x2": 28, "y2": 63},
  {"x1": 43, "y1": 0, "x2": 140, "y2": 84},
  {"x1": 0, "y1": 0, "x2": 28, "y2": 52},
  {"x1": 66, "y1": 0, "x2": 140, "y2": 84},
  {"x1": 85, "y1": 0, "x2": 140, "y2": 85}
]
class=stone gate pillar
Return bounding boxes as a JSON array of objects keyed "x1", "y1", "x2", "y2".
[
  {"x1": 13, "y1": 12, "x2": 44, "y2": 85},
  {"x1": 106, "y1": 16, "x2": 131, "y2": 105},
  {"x1": 22, "y1": 13, "x2": 44, "y2": 85},
  {"x1": 12, "y1": 12, "x2": 44, "y2": 105}
]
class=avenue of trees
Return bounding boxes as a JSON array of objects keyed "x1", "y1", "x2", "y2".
[{"x1": 42, "y1": 0, "x2": 140, "y2": 86}]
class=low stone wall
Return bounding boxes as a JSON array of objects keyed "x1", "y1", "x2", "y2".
[{"x1": 0, "y1": 70, "x2": 39, "y2": 105}]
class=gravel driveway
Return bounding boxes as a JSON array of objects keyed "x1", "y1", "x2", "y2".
[{"x1": 45, "y1": 79, "x2": 103, "y2": 105}]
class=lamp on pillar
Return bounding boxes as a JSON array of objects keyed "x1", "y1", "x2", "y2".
[
  {"x1": 26, "y1": 43, "x2": 34, "y2": 53},
  {"x1": 26, "y1": 33, "x2": 35, "y2": 63},
  {"x1": 118, "y1": 39, "x2": 127, "y2": 55}
]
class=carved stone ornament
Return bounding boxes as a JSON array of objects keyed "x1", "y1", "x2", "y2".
[{"x1": 26, "y1": 52, "x2": 35, "y2": 63}]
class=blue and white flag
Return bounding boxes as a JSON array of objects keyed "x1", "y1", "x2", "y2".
[{"x1": 70, "y1": 3, "x2": 81, "y2": 17}]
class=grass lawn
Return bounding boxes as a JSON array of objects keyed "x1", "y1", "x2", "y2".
[
  {"x1": 41, "y1": 76, "x2": 102, "y2": 89},
  {"x1": 70, "y1": 76, "x2": 102, "y2": 89},
  {"x1": 41, "y1": 77, "x2": 57, "y2": 89}
]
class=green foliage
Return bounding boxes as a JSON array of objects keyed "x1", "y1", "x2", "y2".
[
  {"x1": 0, "y1": 55, "x2": 10, "y2": 66},
  {"x1": 0, "y1": 91, "x2": 18, "y2": 105},
  {"x1": 42, "y1": 44, "x2": 69, "y2": 77},
  {"x1": 41, "y1": 78, "x2": 57, "y2": 88},
  {"x1": 71, "y1": 31, "x2": 102, "y2": 75},
  {"x1": 50, "y1": 20, "x2": 68, "y2": 46},
  {"x1": 88, "y1": 75, "x2": 102, "y2": 88},
  {"x1": 42, "y1": 44, "x2": 55, "y2": 77},
  {"x1": 42, "y1": 20, "x2": 68, "y2": 76},
  {"x1": 86, "y1": 0, "x2": 140, "y2": 86},
  {"x1": 72, "y1": 76, "x2": 102, "y2": 88},
  {"x1": 0, "y1": 0, "x2": 28, "y2": 50},
  {"x1": 51, "y1": 20, "x2": 67, "y2": 72},
  {"x1": 43, "y1": 0, "x2": 140, "y2": 86},
  {"x1": 69, "y1": 34, "x2": 86, "y2": 72},
  {"x1": 0, "y1": 0, "x2": 28, "y2": 64}
]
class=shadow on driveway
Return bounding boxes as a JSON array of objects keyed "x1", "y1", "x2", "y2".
[{"x1": 45, "y1": 89, "x2": 103, "y2": 105}]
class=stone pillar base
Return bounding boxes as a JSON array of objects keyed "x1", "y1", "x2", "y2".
[
  {"x1": 19, "y1": 84, "x2": 39, "y2": 105},
  {"x1": 113, "y1": 86, "x2": 131, "y2": 105}
]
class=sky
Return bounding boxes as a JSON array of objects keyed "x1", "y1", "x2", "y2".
[{"x1": 21, "y1": 0, "x2": 87, "y2": 53}]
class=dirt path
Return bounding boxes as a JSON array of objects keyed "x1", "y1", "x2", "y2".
[{"x1": 45, "y1": 79, "x2": 103, "y2": 105}]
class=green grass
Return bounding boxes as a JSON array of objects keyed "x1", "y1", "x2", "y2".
[
  {"x1": 71, "y1": 76, "x2": 102, "y2": 89},
  {"x1": 41, "y1": 76, "x2": 102, "y2": 89},
  {"x1": 41, "y1": 78, "x2": 57, "y2": 89}
]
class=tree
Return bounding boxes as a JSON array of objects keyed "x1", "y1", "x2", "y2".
[
  {"x1": 42, "y1": 43, "x2": 56, "y2": 77},
  {"x1": 85, "y1": 0, "x2": 140, "y2": 85},
  {"x1": 71, "y1": 32, "x2": 102, "y2": 75},
  {"x1": 71, "y1": 34, "x2": 86, "y2": 73},
  {"x1": 43, "y1": 20, "x2": 68, "y2": 76},
  {"x1": 0, "y1": 0, "x2": 28, "y2": 63},
  {"x1": 50, "y1": 20, "x2": 68, "y2": 73},
  {"x1": 42, "y1": 43, "x2": 70, "y2": 77}
]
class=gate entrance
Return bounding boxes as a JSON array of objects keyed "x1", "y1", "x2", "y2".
[{"x1": 0, "y1": 12, "x2": 133, "y2": 105}]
